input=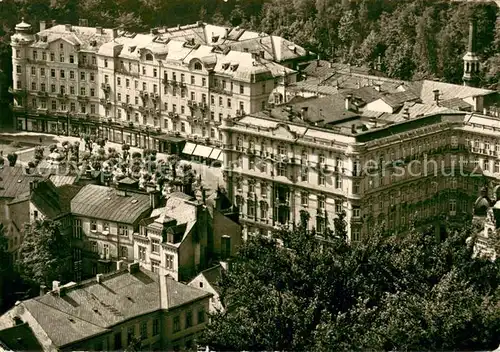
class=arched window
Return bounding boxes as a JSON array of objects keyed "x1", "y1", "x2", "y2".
[
  {"x1": 145, "y1": 53, "x2": 153, "y2": 61},
  {"x1": 194, "y1": 62, "x2": 202, "y2": 70}
]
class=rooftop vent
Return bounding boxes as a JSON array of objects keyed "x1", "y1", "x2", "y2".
[{"x1": 131, "y1": 199, "x2": 138, "y2": 204}]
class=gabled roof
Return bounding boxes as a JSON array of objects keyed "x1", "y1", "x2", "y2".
[
  {"x1": 71, "y1": 185, "x2": 151, "y2": 223},
  {"x1": 0, "y1": 167, "x2": 42, "y2": 199},
  {"x1": 164, "y1": 276, "x2": 211, "y2": 308},
  {"x1": 201, "y1": 265, "x2": 224, "y2": 290},
  {"x1": 33, "y1": 25, "x2": 115, "y2": 52},
  {"x1": 403, "y1": 80, "x2": 495, "y2": 105},
  {"x1": 378, "y1": 90, "x2": 420, "y2": 109},
  {"x1": 0, "y1": 269, "x2": 211, "y2": 348}
]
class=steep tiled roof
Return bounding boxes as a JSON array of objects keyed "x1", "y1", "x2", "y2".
[
  {"x1": 29, "y1": 179, "x2": 64, "y2": 219},
  {"x1": 48, "y1": 174, "x2": 77, "y2": 187},
  {"x1": 71, "y1": 185, "x2": 151, "y2": 223},
  {"x1": 0, "y1": 269, "x2": 210, "y2": 348},
  {"x1": 439, "y1": 97, "x2": 473, "y2": 110},
  {"x1": 32, "y1": 25, "x2": 115, "y2": 52},
  {"x1": 165, "y1": 276, "x2": 211, "y2": 308},
  {"x1": 379, "y1": 90, "x2": 420, "y2": 109},
  {"x1": 0, "y1": 167, "x2": 42, "y2": 199},
  {"x1": 201, "y1": 265, "x2": 224, "y2": 289},
  {"x1": 403, "y1": 80, "x2": 495, "y2": 104},
  {"x1": 222, "y1": 35, "x2": 311, "y2": 63},
  {"x1": 21, "y1": 299, "x2": 107, "y2": 347}
]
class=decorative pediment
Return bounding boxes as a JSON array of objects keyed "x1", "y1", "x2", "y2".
[{"x1": 272, "y1": 123, "x2": 296, "y2": 139}]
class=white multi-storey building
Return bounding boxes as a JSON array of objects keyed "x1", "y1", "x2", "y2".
[{"x1": 10, "y1": 19, "x2": 312, "y2": 157}]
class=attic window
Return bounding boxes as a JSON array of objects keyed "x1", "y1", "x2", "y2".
[
  {"x1": 222, "y1": 63, "x2": 230, "y2": 70},
  {"x1": 212, "y1": 35, "x2": 219, "y2": 43},
  {"x1": 145, "y1": 53, "x2": 153, "y2": 61},
  {"x1": 90, "y1": 40, "x2": 97, "y2": 47},
  {"x1": 230, "y1": 64, "x2": 239, "y2": 71},
  {"x1": 194, "y1": 62, "x2": 202, "y2": 70},
  {"x1": 41, "y1": 36, "x2": 48, "y2": 42},
  {"x1": 129, "y1": 46, "x2": 136, "y2": 52}
]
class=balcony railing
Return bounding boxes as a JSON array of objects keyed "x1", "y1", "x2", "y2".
[
  {"x1": 78, "y1": 62, "x2": 98, "y2": 70},
  {"x1": 210, "y1": 85, "x2": 233, "y2": 96},
  {"x1": 116, "y1": 66, "x2": 139, "y2": 78}
]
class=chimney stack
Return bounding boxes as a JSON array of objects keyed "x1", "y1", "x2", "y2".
[
  {"x1": 40, "y1": 285, "x2": 47, "y2": 296},
  {"x1": 149, "y1": 190, "x2": 160, "y2": 209},
  {"x1": 433, "y1": 89, "x2": 440, "y2": 105},
  {"x1": 40, "y1": 21, "x2": 46, "y2": 32},
  {"x1": 52, "y1": 280, "x2": 60, "y2": 293},
  {"x1": 78, "y1": 19, "x2": 88, "y2": 27},
  {"x1": 65, "y1": 24, "x2": 72, "y2": 32},
  {"x1": 345, "y1": 94, "x2": 353, "y2": 111},
  {"x1": 96, "y1": 26, "x2": 103, "y2": 34},
  {"x1": 112, "y1": 28, "x2": 118, "y2": 39},
  {"x1": 96, "y1": 274, "x2": 103, "y2": 283},
  {"x1": 51, "y1": 20, "x2": 56, "y2": 28},
  {"x1": 403, "y1": 107, "x2": 410, "y2": 119}
]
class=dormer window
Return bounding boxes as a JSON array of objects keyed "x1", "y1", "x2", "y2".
[
  {"x1": 194, "y1": 62, "x2": 202, "y2": 70},
  {"x1": 230, "y1": 64, "x2": 239, "y2": 71},
  {"x1": 145, "y1": 53, "x2": 153, "y2": 61},
  {"x1": 222, "y1": 63, "x2": 230, "y2": 70}
]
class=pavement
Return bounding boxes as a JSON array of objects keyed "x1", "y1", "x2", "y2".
[{"x1": 0, "y1": 131, "x2": 223, "y2": 193}]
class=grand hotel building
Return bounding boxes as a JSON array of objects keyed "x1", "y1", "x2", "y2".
[
  {"x1": 10, "y1": 19, "x2": 312, "y2": 156},
  {"x1": 11, "y1": 18, "x2": 500, "y2": 241}
]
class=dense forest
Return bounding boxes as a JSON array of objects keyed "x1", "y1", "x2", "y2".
[{"x1": 1, "y1": 0, "x2": 500, "y2": 124}]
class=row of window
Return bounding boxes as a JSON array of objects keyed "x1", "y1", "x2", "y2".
[
  {"x1": 137, "y1": 245, "x2": 176, "y2": 271},
  {"x1": 90, "y1": 241, "x2": 129, "y2": 259},
  {"x1": 30, "y1": 98, "x2": 96, "y2": 114},
  {"x1": 30, "y1": 82, "x2": 96, "y2": 96},
  {"x1": 73, "y1": 219, "x2": 130, "y2": 238}
]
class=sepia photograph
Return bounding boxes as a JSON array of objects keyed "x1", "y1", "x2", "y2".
[{"x1": 1, "y1": 0, "x2": 500, "y2": 350}]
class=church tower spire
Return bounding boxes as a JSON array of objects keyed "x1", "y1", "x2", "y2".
[{"x1": 463, "y1": 19, "x2": 480, "y2": 87}]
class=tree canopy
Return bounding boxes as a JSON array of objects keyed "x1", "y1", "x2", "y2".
[
  {"x1": 201, "y1": 223, "x2": 500, "y2": 350},
  {"x1": 18, "y1": 219, "x2": 72, "y2": 287}
]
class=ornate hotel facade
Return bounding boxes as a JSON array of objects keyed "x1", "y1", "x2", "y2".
[
  {"x1": 10, "y1": 19, "x2": 311, "y2": 155},
  {"x1": 220, "y1": 95, "x2": 500, "y2": 240}
]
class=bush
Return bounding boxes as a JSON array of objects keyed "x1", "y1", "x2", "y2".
[{"x1": 48, "y1": 144, "x2": 58, "y2": 153}]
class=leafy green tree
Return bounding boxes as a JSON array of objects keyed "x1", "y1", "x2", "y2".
[
  {"x1": 18, "y1": 220, "x2": 72, "y2": 287},
  {"x1": 201, "y1": 222, "x2": 500, "y2": 351}
]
